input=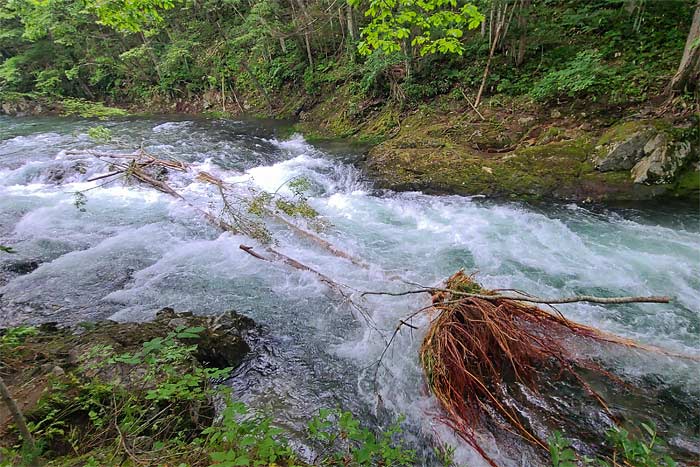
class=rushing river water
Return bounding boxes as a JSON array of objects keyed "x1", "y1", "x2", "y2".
[{"x1": 1, "y1": 115, "x2": 699, "y2": 465}]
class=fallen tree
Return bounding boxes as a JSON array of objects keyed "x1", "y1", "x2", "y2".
[
  {"x1": 71, "y1": 148, "x2": 381, "y2": 332},
  {"x1": 399, "y1": 271, "x2": 695, "y2": 466}
]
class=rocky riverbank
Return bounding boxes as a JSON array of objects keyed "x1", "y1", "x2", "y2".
[
  {"x1": 293, "y1": 89, "x2": 699, "y2": 202},
  {"x1": 2, "y1": 90, "x2": 698, "y2": 202}
]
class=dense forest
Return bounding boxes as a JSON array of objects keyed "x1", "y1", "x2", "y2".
[{"x1": 1, "y1": 0, "x2": 698, "y2": 114}]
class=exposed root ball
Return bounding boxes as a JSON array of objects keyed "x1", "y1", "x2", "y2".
[{"x1": 420, "y1": 271, "x2": 634, "y2": 466}]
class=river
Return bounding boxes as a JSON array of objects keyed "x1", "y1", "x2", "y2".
[{"x1": 1, "y1": 115, "x2": 698, "y2": 465}]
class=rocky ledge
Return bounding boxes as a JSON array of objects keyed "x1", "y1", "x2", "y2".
[{"x1": 363, "y1": 111, "x2": 699, "y2": 202}]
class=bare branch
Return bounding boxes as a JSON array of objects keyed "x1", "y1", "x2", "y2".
[{"x1": 361, "y1": 287, "x2": 671, "y2": 304}]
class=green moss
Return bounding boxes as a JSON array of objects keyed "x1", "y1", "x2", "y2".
[
  {"x1": 671, "y1": 168, "x2": 700, "y2": 197},
  {"x1": 596, "y1": 120, "x2": 652, "y2": 147}
]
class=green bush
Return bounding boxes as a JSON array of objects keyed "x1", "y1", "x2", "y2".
[{"x1": 530, "y1": 50, "x2": 610, "y2": 102}]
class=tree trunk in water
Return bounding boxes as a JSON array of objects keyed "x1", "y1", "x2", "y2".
[
  {"x1": 0, "y1": 376, "x2": 35, "y2": 449},
  {"x1": 667, "y1": 2, "x2": 700, "y2": 94}
]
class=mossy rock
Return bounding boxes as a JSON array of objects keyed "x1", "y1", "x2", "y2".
[{"x1": 366, "y1": 133, "x2": 678, "y2": 201}]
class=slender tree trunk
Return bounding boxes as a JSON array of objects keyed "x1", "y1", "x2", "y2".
[
  {"x1": 346, "y1": 4, "x2": 356, "y2": 41},
  {"x1": 515, "y1": 0, "x2": 530, "y2": 66},
  {"x1": 667, "y1": 2, "x2": 700, "y2": 94},
  {"x1": 140, "y1": 32, "x2": 163, "y2": 83},
  {"x1": 0, "y1": 376, "x2": 35, "y2": 449},
  {"x1": 476, "y1": 3, "x2": 510, "y2": 107},
  {"x1": 294, "y1": 0, "x2": 315, "y2": 68}
]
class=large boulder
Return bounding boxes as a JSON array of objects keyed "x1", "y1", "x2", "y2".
[
  {"x1": 594, "y1": 120, "x2": 697, "y2": 186},
  {"x1": 593, "y1": 121, "x2": 659, "y2": 171},
  {"x1": 631, "y1": 134, "x2": 693, "y2": 185}
]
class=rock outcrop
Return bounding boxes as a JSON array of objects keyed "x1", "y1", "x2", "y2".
[{"x1": 594, "y1": 120, "x2": 697, "y2": 186}]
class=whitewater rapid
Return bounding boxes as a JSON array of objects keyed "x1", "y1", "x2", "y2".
[{"x1": 1, "y1": 115, "x2": 698, "y2": 465}]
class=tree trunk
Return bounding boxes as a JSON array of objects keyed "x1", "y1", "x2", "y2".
[
  {"x1": 476, "y1": 3, "x2": 510, "y2": 107},
  {"x1": 294, "y1": 0, "x2": 315, "y2": 68},
  {"x1": 0, "y1": 376, "x2": 35, "y2": 449},
  {"x1": 667, "y1": 2, "x2": 700, "y2": 94},
  {"x1": 346, "y1": 4, "x2": 356, "y2": 41},
  {"x1": 515, "y1": 0, "x2": 530, "y2": 66}
]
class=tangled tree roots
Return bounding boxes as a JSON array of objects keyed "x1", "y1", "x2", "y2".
[{"x1": 419, "y1": 271, "x2": 683, "y2": 466}]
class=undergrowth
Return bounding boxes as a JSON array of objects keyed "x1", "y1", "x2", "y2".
[{"x1": 0, "y1": 326, "x2": 416, "y2": 467}]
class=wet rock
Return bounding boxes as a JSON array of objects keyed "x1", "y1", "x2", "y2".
[
  {"x1": 593, "y1": 119, "x2": 697, "y2": 187},
  {"x1": 154, "y1": 307, "x2": 255, "y2": 368},
  {"x1": 3, "y1": 259, "x2": 40, "y2": 275}
]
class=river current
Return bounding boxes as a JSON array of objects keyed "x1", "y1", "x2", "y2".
[{"x1": 1, "y1": 115, "x2": 698, "y2": 465}]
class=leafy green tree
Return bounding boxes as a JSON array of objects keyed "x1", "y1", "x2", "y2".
[{"x1": 349, "y1": 0, "x2": 484, "y2": 56}]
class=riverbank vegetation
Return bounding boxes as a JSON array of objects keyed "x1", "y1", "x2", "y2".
[{"x1": 0, "y1": 312, "x2": 418, "y2": 467}]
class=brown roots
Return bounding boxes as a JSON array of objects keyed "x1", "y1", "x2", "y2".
[{"x1": 419, "y1": 271, "x2": 676, "y2": 466}]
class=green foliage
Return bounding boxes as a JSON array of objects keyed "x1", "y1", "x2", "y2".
[
  {"x1": 0, "y1": 0, "x2": 693, "y2": 110},
  {"x1": 308, "y1": 408, "x2": 416, "y2": 466},
  {"x1": 548, "y1": 424, "x2": 680, "y2": 467},
  {"x1": 349, "y1": 0, "x2": 483, "y2": 56},
  {"x1": 3, "y1": 324, "x2": 416, "y2": 467},
  {"x1": 87, "y1": 125, "x2": 112, "y2": 142},
  {"x1": 529, "y1": 50, "x2": 609, "y2": 102},
  {"x1": 548, "y1": 431, "x2": 579, "y2": 467},
  {"x1": 0, "y1": 244, "x2": 15, "y2": 253},
  {"x1": 88, "y1": 0, "x2": 184, "y2": 33},
  {"x1": 21, "y1": 325, "x2": 229, "y2": 463},
  {"x1": 433, "y1": 442, "x2": 456, "y2": 466},
  {"x1": 204, "y1": 401, "x2": 298, "y2": 467},
  {"x1": 61, "y1": 98, "x2": 127, "y2": 119},
  {"x1": 604, "y1": 423, "x2": 678, "y2": 467},
  {"x1": 73, "y1": 192, "x2": 87, "y2": 212},
  {"x1": 359, "y1": 50, "x2": 406, "y2": 96},
  {"x1": 0, "y1": 326, "x2": 38, "y2": 348}
]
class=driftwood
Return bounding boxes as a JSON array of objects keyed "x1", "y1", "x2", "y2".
[
  {"x1": 196, "y1": 170, "x2": 368, "y2": 267},
  {"x1": 239, "y1": 244, "x2": 378, "y2": 328}
]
